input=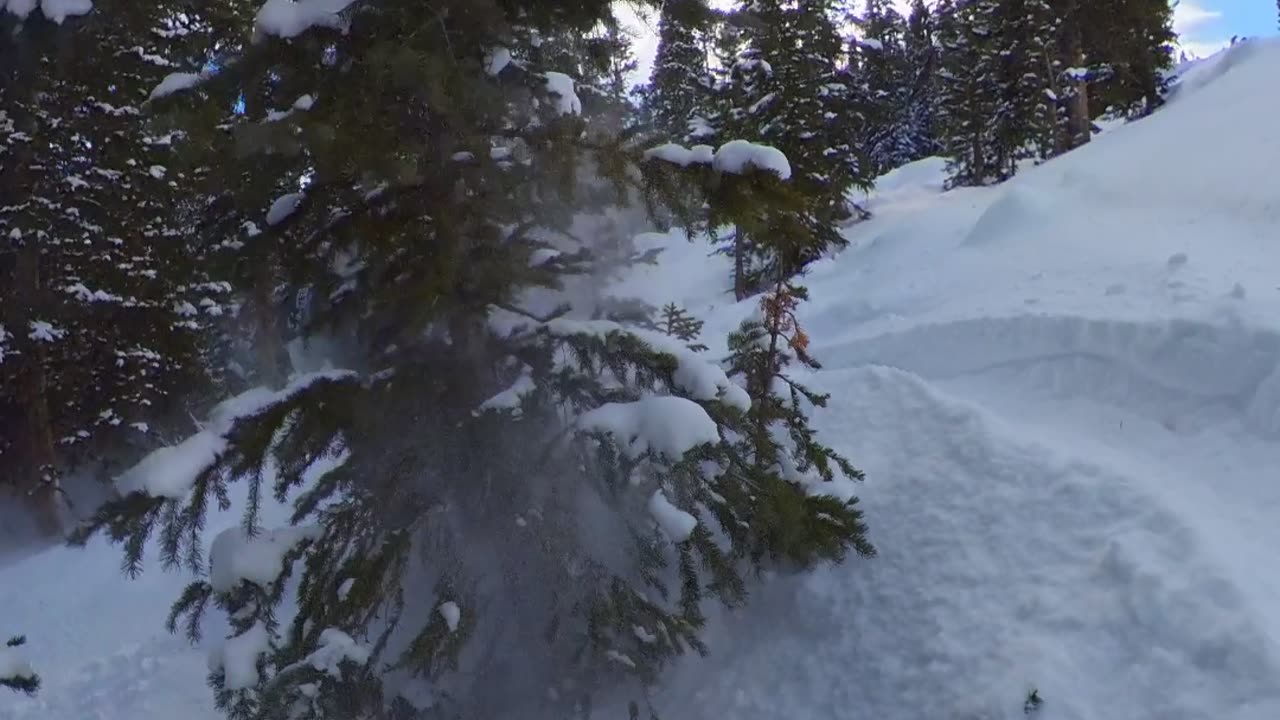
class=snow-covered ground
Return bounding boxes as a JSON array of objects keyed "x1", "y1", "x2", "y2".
[{"x1": 5, "y1": 39, "x2": 1280, "y2": 720}]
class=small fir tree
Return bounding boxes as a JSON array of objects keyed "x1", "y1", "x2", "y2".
[{"x1": 658, "y1": 303, "x2": 708, "y2": 351}]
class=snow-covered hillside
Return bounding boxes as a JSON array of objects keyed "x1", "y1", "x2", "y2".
[{"x1": 6, "y1": 39, "x2": 1280, "y2": 720}]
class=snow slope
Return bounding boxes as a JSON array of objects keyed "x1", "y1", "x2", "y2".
[
  {"x1": 5, "y1": 39, "x2": 1280, "y2": 720},
  {"x1": 618, "y1": 39, "x2": 1280, "y2": 720}
]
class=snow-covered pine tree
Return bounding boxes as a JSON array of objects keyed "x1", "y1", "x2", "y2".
[
  {"x1": 710, "y1": 0, "x2": 870, "y2": 297},
  {"x1": 986, "y1": 0, "x2": 1065, "y2": 171},
  {"x1": 0, "y1": 4, "x2": 219, "y2": 533},
  {"x1": 902, "y1": 0, "x2": 942, "y2": 161},
  {"x1": 855, "y1": 0, "x2": 916, "y2": 174},
  {"x1": 74, "y1": 2, "x2": 874, "y2": 718},
  {"x1": 934, "y1": 0, "x2": 1003, "y2": 186},
  {"x1": 1083, "y1": 0, "x2": 1174, "y2": 118},
  {"x1": 0, "y1": 635, "x2": 38, "y2": 695},
  {"x1": 658, "y1": 303, "x2": 707, "y2": 352},
  {"x1": 645, "y1": 0, "x2": 716, "y2": 142}
]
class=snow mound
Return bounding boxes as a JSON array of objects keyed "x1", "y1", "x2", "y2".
[{"x1": 961, "y1": 184, "x2": 1055, "y2": 247}]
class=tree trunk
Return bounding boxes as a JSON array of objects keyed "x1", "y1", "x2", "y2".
[
  {"x1": 252, "y1": 261, "x2": 290, "y2": 389},
  {"x1": 1065, "y1": 30, "x2": 1091, "y2": 149},
  {"x1": 733, "y1": 227, "x2": 747, "y2": 301},
  {"x1": 11, "y1": 242, "x2": 64, "y2": 537}
]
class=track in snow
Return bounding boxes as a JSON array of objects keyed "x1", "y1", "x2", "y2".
[{"x1": 648, "y1": 314, "x2": 1280, "y2": 720}]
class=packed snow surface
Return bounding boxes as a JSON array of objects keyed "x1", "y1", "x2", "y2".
[{"x1": 5, "y1": 41, "x2": 1280, "y2": 720}]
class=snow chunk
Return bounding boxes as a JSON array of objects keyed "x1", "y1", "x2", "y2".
[
  {"x1": 477, "y1": 366, "x2": 535, "y2": 415},
  {"x1": 211, "y1": 622, "x2": 270, "y2": 691},
  {"x1": 209, "y1": 525, "x2": 321, "y2": 593},
  {"x1": 148, "y1": 72, "x2": 204, "y2": 101},
  {"x1": 578, "y1": 396, "x2": 719, "y2": 461},
  {"x1": 543, "y1": 72, "x2": 581, "y2": 115},
  {"x1": 302, "y1": 629, "x2": 369, "y2": 676},
  {"x1": 643, "y1": 143, "x2": 716, "y2": 168},
  {"x1": 292, "y1": 94, "x2": 315, "y2": 111},
  {"x1": 528, "y1": 248, "x2": 561, "y2": 266},
  {"x1": 266, "y1": 191, "x2": 305, "y2": 226},
  {"x1": 485, "y1": 47, "x2": 512, "y2": 76},
  {"x1": 148, "y1": 165, "x2": 167, "y2": 179},
  {"x1": 255, "y1": 0, "x2": 355, "y2": 39},
  {"x1": 0, "y1": 642, "x2": 35, "y2": 686},
  {"x1": 689, "y1": 144, "x2": 715, "y2": 164},
  {"x1": 648, "y1": 489, "x2": 697, "y2": 543},
  {"x1": 438, "y1": 601, "x2": 461, "y2": 632},
  {"x1": 28, "y1": 320, "x2": 64, "y2": 343},
  {"x1": 713, "y1": 140, "x2": 792, "y2": 180},
  {"x1": 633, "y1": 625, "x2": 657, "y2": 644},
  {"x1": 337, "y1": 578, "x2": 355, "y2": 600},
  {"x1": 116, "y1": 370, "x2": 356, "y2": 499},
  {"x1": 605, "y1": 649, "x2": 636, "y2": 668}
]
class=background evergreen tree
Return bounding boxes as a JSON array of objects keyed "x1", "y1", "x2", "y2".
[
  {"x1": 902, "y1": 0, "x2": 942, "y2": 161},
  {"x1": 855, "y1": 0, "x2": 916, "y2": 174},
  {"x1": 935, "y1": 0, "x2": 1003, "y2": 186},
  {"x1": 1083, "y1": 0, "x2": 1174, "y2": 118},
  {"x1": 645, "y1": 0, "x2": 716, "y2": 142},
  {"x1": 708, "y1": 0, "x2": 870, "y2": 297},
  {"x1": 988, "y1": 0, "x2": 1065, "y2": 171},
  {"x1": 0, "y1": 5, "x2": 223, "y2": 534}
]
